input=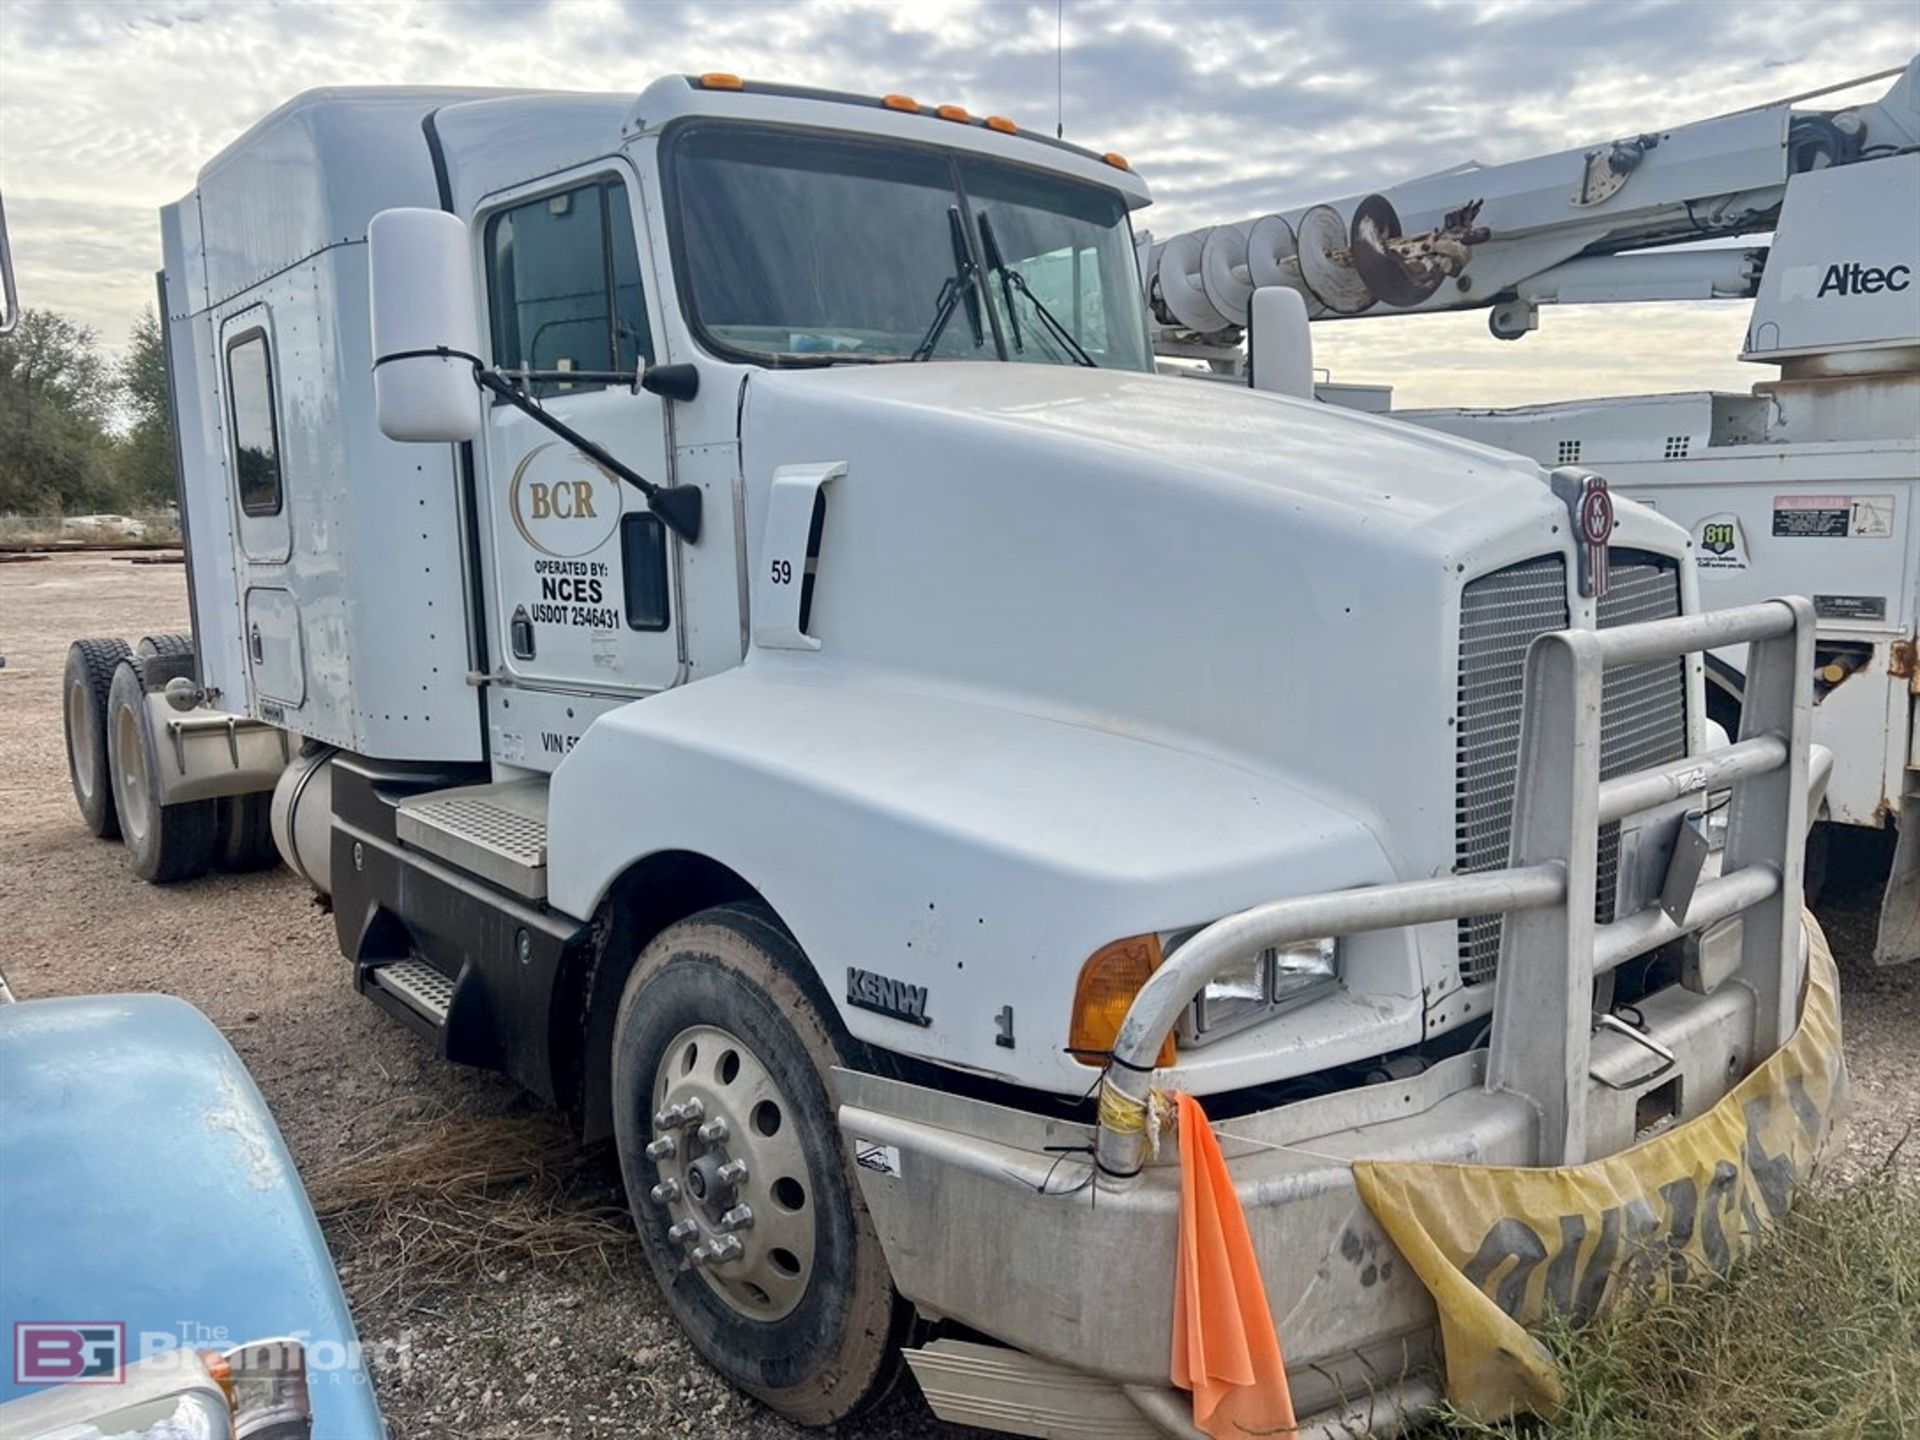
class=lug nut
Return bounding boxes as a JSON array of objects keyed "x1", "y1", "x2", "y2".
[
  {"x1": 692, "y1": 1235, "x2": 743, "y2": 1267},
  {"x1": 716, "y1": 1158, "x2": 749, "y2": 1186},
  {"x1": 696, "y1": 1117, "x2": 730, "y2": 1145},
  {"x1": 644, "y1": 1135, "x2": 678, "y2": 1161},
  {"x1": 649, "y1": 1178, "x2": 681, "y2": 1205},
  {"x1": 666, "y1": 1217, "x2": 700, "y2": 1246},
  {"x1": 654, "y1": 1097, "x2": 706, "y2": 1128},
  {"x1": 719, "y1": 1204, "x2": 753, "y2": 1232}
]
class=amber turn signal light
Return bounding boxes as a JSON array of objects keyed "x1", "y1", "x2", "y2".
[{"x1": 1069, "y1": 934, "x2": 1175, "y2": 1068}]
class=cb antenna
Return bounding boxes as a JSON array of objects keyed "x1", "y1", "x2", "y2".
[{"x1": 1055, "y1": 0, "x2": 1063, "y2": 138}]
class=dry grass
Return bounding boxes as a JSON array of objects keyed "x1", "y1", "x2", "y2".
[
  {"x1": 1424, "y1": 1161, "x2": 1920, "y2": 1440},
  {"x1": 308, "y1": 1112, "x2": 638, "y2": 1312}
]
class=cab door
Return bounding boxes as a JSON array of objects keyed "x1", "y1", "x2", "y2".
[{"x1": 475, "y1": 164, "x2": 682, "y2": 765}]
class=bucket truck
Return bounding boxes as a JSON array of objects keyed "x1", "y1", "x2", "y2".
[{"x1": 1146, "y1": 56, "x2": 1920, "y2": 961}]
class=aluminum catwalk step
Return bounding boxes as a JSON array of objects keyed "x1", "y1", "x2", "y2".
[
  {"x1": 371, "y1": 956, "x2": 455, "y2": 1025},
  {"x1": 395, "y1": 778, "x2": 549, "y2": 900}
]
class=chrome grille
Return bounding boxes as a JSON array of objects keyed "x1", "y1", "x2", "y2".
[
  {"x1": 1595, "y1": 552, "x2": 1689, "y2": 921},
  {"x1": 1454, "y1": 550, "x2": 1686, "y2": 985}
]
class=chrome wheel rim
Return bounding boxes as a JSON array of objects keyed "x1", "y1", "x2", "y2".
[
  {"x1": 67, "y1": 678, "x2": 97, "y2": 798},
  {"x1": 112, "y1": 700, "x2": 151, "y2": 847},
  {"x1": 645, "y1": 1023, "x2": 817, "y2": 1321}
]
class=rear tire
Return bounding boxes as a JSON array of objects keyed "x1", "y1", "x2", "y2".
[
  {"x1": 611, "y1": 903, "x2": 911, "y2": 1426},
  {"x1": 106, "y1": 658, "x2": 218, "y2": 884},
  {"x1": 216, "y1": 792, "x2": 282, "y2": 872},
  {"x1": 135, "y1": 632, "x2": 195, "y2": 661},
  {"x1": 63, "y1": 637, "x2": 131, "y2": 838}
]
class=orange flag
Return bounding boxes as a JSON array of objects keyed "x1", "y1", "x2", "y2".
[{"x1": 1171, "y1": 1090, "x2": 1298, "y2": 1438}]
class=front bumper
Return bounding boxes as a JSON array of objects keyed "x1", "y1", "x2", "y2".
[{"x1": 836, "y1": 914, "x2": 1845, "y2": 1435}]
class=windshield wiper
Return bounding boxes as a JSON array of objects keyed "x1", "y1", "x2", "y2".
[
  {"x1": 977, "y1": 212, "x2": 1096, "y2": 368},
  {"x1": 912, "y1": 206, "x2": 985, "y2": 362}
]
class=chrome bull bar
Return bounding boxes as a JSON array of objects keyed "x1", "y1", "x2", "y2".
[{"x1": 1095, "y1": 597, "x2": 1820, "y2": 1186}]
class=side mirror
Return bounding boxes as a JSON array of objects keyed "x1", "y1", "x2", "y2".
[
  {"x1": 1246, "y1": 285, "x2": 1312, "y2": 400},
  {"x1": 0, "y1": 190, "x2": 20, "y2": 336},
  {"x1": 368, "y1": 208, "x2": 482, "y2": 443}
]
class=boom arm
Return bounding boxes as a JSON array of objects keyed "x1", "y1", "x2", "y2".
[{"x1": 1145, "y1": 56, "x2": 1920, "y2": 345}]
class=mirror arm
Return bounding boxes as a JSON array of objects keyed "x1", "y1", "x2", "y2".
[{"x1": 374, "y1": 347, "x2": 701, "y2": 543}]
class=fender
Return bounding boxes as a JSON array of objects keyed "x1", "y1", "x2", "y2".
[{"x1": 547, "y1": 663, "x2": 1416, "y2": 1098}]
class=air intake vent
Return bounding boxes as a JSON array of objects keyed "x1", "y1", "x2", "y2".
[{"x1": 1454, "y1": 550, "x2": 1686, "y2": 985}]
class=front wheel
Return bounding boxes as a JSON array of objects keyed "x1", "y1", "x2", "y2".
[{"x1": 611, "y1": 903, "x2": 911, "y2": 1426}]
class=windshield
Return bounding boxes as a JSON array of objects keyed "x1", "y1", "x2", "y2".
[{"x1": 668, "y1": 124, "x2": 1153, "y2": 371}]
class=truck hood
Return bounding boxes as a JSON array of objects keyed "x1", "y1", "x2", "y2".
[
  {"x1": 0, "y1": 995, "x2": 382, "y2": 1433},
  {"x1": 735, "y1": 359, "x2": 1687, "y2": 878},
  {"x1": 747, "y1": 361, "x2": 1550, "y2": 538}
]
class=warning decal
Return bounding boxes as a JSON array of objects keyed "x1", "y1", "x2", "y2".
[{"x1": 1771, "y1": 494, "x2": 1894, "y2": 539}]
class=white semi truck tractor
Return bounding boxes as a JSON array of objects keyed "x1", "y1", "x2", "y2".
[{"x1": 62, "y1": 77, "x2": 1838, "y2": 1436}]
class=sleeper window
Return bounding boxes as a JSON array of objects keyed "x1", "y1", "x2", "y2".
[
  {"x1": 226, "y1": 331, "x2": 282, "y2": 517},
  {"x1": 487, "y1": 179, "x2": 654, "y2": 397}
]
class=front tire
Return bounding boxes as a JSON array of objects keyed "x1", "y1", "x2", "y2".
[
  {"x1": 611, "y1": 903, "x2": 910, "y2": 1426},
  {"x1": 106, "y1": 658, "x2": 217, "y2": 884}
]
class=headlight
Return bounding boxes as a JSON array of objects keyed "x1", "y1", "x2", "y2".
[
  {"x1": 1183, "y1": 936, "x2": 1340, "y2": 1046},
  {"x1": 0, "y1": 1342, "x2": 311, "y2": 1440}
]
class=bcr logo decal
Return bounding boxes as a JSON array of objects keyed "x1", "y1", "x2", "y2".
[
  {"x1": 13, "y1": 1322, "x2": 125, "y2": 1385},
  {"x1": 507, "y1": 442, "x2": 621, "y2": 558}
]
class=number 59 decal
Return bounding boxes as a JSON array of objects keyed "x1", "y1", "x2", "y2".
[{"x1": 753, "y1": 462, "x2": 844, "y2": 652}]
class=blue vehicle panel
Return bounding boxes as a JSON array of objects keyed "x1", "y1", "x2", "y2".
[{"x1": 0, "y1": 994, "x2": 384, "y2": 1437}]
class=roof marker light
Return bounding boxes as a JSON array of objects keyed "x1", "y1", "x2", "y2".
[
  {"x1": 1103, "y1": 151, "x2": 1131, "y2": 170},
  {"x1": 881, "y1": 93, "x2": 920, "y2": 112},
  {"x1": 985, "y1": 115, "x2": 1018, "y2": 133},
  {"x1": 698, "y1": 72, "x2": 744, "y2": 91},
  {"x1": 936, "y1": 104, "x2": 971, "y2": 122}
]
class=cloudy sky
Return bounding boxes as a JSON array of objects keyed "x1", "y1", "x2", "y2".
[{"x1": 2, "y1": 0, "x2": 1915, "y2": 407}]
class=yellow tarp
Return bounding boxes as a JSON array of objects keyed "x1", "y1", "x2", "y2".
[{"x1": 1353, "y1": 913, "x2": 1847, "y2": 1422}]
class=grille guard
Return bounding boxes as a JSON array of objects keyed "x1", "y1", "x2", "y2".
[{"x1": 1095, "y1": 596, "x2": 1823, "y2": 1185}]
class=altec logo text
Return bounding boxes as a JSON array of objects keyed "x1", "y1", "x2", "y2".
[
  {"x1": 13, "y1": 1322, "x2": 125, "y2": 1385},
  {"x1": 1816, "y1": 262, "x2": 1912, "y2": 298}
]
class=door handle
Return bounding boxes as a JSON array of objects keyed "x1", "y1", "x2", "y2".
[{"x1": 249, "y1": 625, "x2": 264, "y2": 664}]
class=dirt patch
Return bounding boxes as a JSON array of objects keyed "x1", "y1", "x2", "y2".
[{"x1": 3, "y1": 553, "x2": 1914, "y2": 1437}]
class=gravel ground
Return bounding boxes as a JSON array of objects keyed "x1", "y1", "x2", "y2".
[{"x1": 2, "y1": 552, "x2": 1914, "y2": 1437}]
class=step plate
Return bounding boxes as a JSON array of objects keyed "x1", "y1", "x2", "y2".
[
  {"x1": 904, "y1": 1341, "x2": 1159, "y2": 1440},
  {"x1": 373, "y1": 957, "x2": 455, "y2": 1025},
  {"x1": 396, "y1": 780, "x2": 549, "y2": 900}
]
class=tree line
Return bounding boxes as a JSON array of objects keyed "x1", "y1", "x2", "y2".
[{"x1": 0, "y1": 308, "x2": 177, "y2": 516}]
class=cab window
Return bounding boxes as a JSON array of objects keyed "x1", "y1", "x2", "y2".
[
  {"x1": 486, "y1": 179, "x2": 654, "y2": 396},
  {"x1": 225, "y1": 330, "x2": 282, "y2": 517}
]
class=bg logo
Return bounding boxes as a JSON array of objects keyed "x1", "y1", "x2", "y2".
[
  {"x1": 507, "y1": 442, "x2": 621, "y2": 559},
  {"x1": 13, "y1": 1322, "x2": 124, "y2": 1385}
]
